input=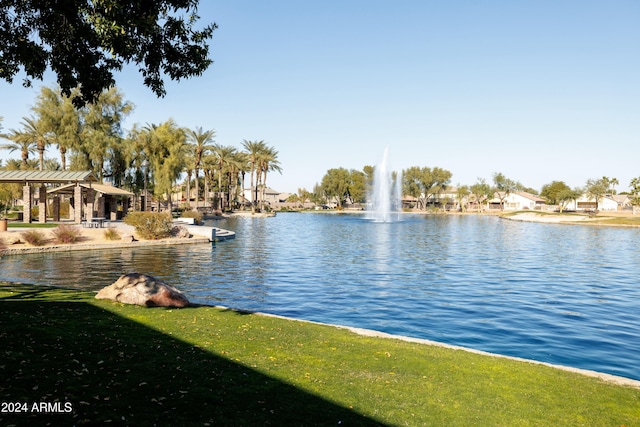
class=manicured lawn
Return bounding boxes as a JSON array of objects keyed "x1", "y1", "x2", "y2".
[
  {"x1": 1, "y1": 282, "x2": 638, "y2": 426},
  {"x1": 7, "y1": 222, "x2": 58, "y2": 228}
]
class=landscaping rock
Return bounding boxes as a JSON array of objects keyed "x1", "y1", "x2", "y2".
[
  {"x1": 95, "y1": 273, "x2": 190, "y2": 308},
  {"x1": 171, "y1": 225, "x2": 191, "y2": 238}
]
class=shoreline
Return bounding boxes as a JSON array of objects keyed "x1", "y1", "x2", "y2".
[
  {"x1": 2, "y1": 278, "x2": 638, "y2": 389},
  {"x1": 0, "y1": 222, "x2": 214, "y2": 256},
  {"x1": 255, "y1": 310, "x2": 640, "y2": 389}
]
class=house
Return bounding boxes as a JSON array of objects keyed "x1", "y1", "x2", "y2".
[
  {"x1": 568, "y1": 194, "x2": 630, "y2": 211},
  {"x1": 242, "y1": 187, "x2": 290, "y2": 207},
  {"x1": 490, "y1": 191, "x2": 546, "y2": 211}
]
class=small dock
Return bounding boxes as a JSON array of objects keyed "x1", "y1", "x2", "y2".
[{"x1": 172, "y1": 218, "x2": 235, "y2": 241}]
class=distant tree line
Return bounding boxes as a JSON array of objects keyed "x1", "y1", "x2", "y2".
[{"x1": 307, "y1": 163, "x2": 640, "y2": 212}]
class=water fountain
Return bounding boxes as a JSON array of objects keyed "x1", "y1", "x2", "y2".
[{"x1": 367, "y1": 147, "x2": 402, "y2": 222}]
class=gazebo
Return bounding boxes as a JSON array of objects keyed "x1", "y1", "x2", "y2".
[
  {"x1": 48, "y1": 182, "x2": 133, "y2": 222},
  {"x1": 0, "y1": 170, "x2": 102, "y2": 224}
]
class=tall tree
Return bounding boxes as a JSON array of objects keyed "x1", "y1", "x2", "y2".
[
  {"x1": 601, "y1": 176, "x2": 619, "y2": 195},
  {"x1": 1, "y1": 129, "x2": 36, "y2": 169},
  {"x1": 1, "y1": 1, "x2": 216, "y2": 106},
  {"x1": 455, "y1": 185, "x2": 470, "y2": 212},
  {"x1": 257, "y1": 145, "x2": 281, "y2": 211},
  {"x1": 146, "y1": 120, "x2": 188, "y2": 212},
  {"x1": 402, "y1": 166, "x2": 452, "y2": 210},
  {"x1": 469, "y1": 179, "x2": 492, "y2": 213},
  {"x1": 349, "y1": 169, "x2": 367, "y2": 204},
  {"x1": 32, "y1": 85, "x2": 82, "y2": 170},
  {"x1": 12, "y1": 116, "x2": 50, "y2": 170},
  {"x1": 492, "y1": 172, "x2": 518, "y2": 210},
  {"x1": 227, "y1": 150, "x2": 249, "y2": 210},
  {"x1": 630, "y1": 177, "x2": 640, "y2": 215},
  {"x1": 584, "y1": 178, "x2": 608, "y2": 212},
  {"x1": 210, "y1": 144, "x2": 236, "y2": 211},
  {"x1": 76, "y1": 87, "x2": 133, "y2": 181},
  {"x1": 540, "y1": 181, "x2": 572, "y2": 206},
  {"x1": 185, "y1": 127, "x2": 215, "y2": 209},
  {"x1": 320, "y1": 168, "x2": 351, "y2": 208},
  {"x1": 557, "y1": 187, "x2": 582, "y2": 213},
  {"x1": 403, "y1": 166, "x2": 426, "y2": 209},
  {"x1": 241, "y1": 140, "x2": 267, "y2": 213}
]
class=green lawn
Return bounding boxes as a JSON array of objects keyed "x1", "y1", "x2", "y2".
[
  {"x1": 7, "y1": 222, "x2": 59, "y2": 228},
  {"x1": 1, "y1": 282, "x2": 638, "y2": 426},
  {"x1": 502, "y1": 210, "x2": 640, "y2": 227}
]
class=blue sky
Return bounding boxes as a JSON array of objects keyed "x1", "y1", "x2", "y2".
[{"x1": 1, "y1": 1, "x2": 639, "y2": 194}]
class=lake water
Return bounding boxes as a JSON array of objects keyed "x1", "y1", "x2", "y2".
[{"x1": 2, "y1": 212, "x2": 639, "y2": 381}]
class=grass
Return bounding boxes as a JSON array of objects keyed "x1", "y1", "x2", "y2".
[
  {"x1": 51, "y1": 224, "x2": 83, "y2": 244},
  {"x1": 7, "y1": 222, "x2": 58, "y2": 228},
  {"x1": 1, "y1": 282, "x2": 639, "y2": 426},
  {"x1": 20, "y1": 229, "x2": 48, "y2": 246},
  {"x1": 502, "y1": 210, "x2": 640, "y2": 226},
  {"x1": 103, "y1": 227, "x2": 121, "y2": 241},
  {"x1": 588, "y1": 216, "x2": 640, "y2": 226}
]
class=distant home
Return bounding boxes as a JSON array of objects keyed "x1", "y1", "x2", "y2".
[
  {"x1": 490, "y1": 191, "x2": 546, "y2": 211},
  {"x1": 567, "y1": 194, "x2": 631, "y2": 211},
  {"x1": 243, "y1": 187, "x2": 291, "y2": 207}
]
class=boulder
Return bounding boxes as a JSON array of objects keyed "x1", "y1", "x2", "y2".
[
  {"x1": 95, "y1": 273, "x2": 190, "y2": 308},
  {"x1": 171, "y1": 225, "x2": 191, "y2": 238}
]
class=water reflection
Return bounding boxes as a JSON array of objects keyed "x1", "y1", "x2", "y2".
[{"x1": 1, "y1": 213, "x2": 639, "y2": 381}]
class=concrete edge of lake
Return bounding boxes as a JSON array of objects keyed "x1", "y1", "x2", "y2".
[{"x1": 0, "y1": 221, "x2": 234, "y2": 255}]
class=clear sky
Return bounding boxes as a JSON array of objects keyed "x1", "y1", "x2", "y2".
[{"x1": 1, "y1": 1, "x2": 639, "y2": 194}]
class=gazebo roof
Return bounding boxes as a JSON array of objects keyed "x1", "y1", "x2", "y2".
[
  {"x1": 48, "y1": 182, "x2": 134, "y2": 196},
  {"x1": 0, "y1": 170, "x2": 98, "y2": 184}
]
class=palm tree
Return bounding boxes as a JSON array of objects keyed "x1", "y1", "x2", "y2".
[
  {"x1": 211, "y1": 144, "x2": 237, "y2": 211},
  {"x1": 183, "y1": 152, "x2": 195, "y2": 208},
  {"x1": 1, "y1": 129, "x2": 37, "y2": 169},
  {"x1": 257, "y1": 145, "x2": 281, "y2": 211},
  {"x1": 12, "y1": 116, "x2": 50, "y2": 171},
  {"x1": 242, "y1": 140, "x2": 267, "y2": 213},
  {"x1": 185, "y1": 127, "x2": 215, "y2": 209},
  {"x1": 228, "y1": 150, "x2": 249, "y2": 209}
]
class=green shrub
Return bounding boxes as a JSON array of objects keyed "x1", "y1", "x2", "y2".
[
  {"x1": 103, "y1": 227, "x2": 121, "y2": 241},
  {"x1": 51, "y1": 224, "x2": 83, "y2": 244},
  {"x1": 123, "y1": 212, "x2": 173, "y2": 240},
  {"x1": 179, "y1": 210, "x2": 203, "y2": 223},
  {"x1": 21, "y1": 230, "x2": 47, "y2": 246}
]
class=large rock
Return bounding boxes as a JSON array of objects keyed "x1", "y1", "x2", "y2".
[
  {"x1": 95, "y1": 273, "x2": 190, "y2": 308},
  {"x1": 171, "y1": 225, "x2": 191, "y2": 238}
]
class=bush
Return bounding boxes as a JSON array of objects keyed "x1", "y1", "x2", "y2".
[
  {"x1": 51, "y1": 224, "x2": 83, "y2": 244},
  {"x1": 179, "y1": 210, "x2": 203, "y2": 224},
  {"x1": 103, "y1": 227, "x2": 121, "y2": 241},
  {"x1": 21, "y1": 230, "x2": 47, "y2": 246},
  {"x1": 123, "y1": 212, "x2": 173, "y2": 240}
]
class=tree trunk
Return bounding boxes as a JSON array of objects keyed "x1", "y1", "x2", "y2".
[
  {"x1": 194, "y1": 168, "x2": 199, "y2": 210},
  {"x1": 185, "y1": 170, "x2": 192, "y2": 209}
]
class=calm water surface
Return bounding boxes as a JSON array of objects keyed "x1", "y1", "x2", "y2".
[{"x1": 2, "y1": 213, "x2": 639, "y2": 381}]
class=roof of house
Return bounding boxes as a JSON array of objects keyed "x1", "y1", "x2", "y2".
[{"x1": 0, "y1": 170, "x2": 97, "y2": 184}]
